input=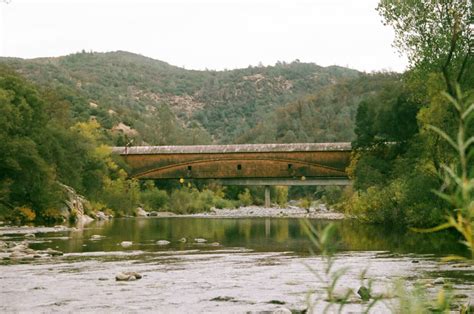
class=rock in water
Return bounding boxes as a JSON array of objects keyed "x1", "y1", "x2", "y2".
[
  {"x1": 115, "y1": 271, "x2": 142, "y2": 281},
  {"x1": 78, "y1": 214, "x2": 94, "y2": 225},
  {"x1": 357, "y1": 286, "x2": 371, "y2": 301},
  {"x1": 24, "y1": 233, "x2": 35, "y2": 238},
  {"x1": 44, "y1": 248, "x2": 63, "y2": 256},
  {"x1": 329, "y1": 287, "x2": 354, "y2": 302},
  {"x1": 120, "y1": 241, "x2": 133, "y2": 248},
  {"x1": 272, "y1": 308, "x2": 292, "y2": 314},
  {"x1": 433, "y1": 277, "x2": 445, "y2": 285},
  {"x1": 90, "y1": 235, "x2": 104, "y2": 240},
  {"x1": 95, "y1": 211, "x2": 111, "y2": 220},
  {"x1": 194, "y1": 238, "x2": 207, "y2": 243},
  {"x1": 156, "y1": 240, "x2": 170, "y2": 246},
  {"x1": 136, "y1": 207, "x2": 148, "y2": 217},
  {"x1": 178, "y1": 238, "x2": 187, "y2": 243}
]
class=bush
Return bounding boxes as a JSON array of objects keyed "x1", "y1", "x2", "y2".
[
  {"x1": 167, "y1": 188, "x2": 237, "y2": 214},
  {"x1": 298, "y1": 198, "x2": 311, "y2": 210},
  {"x1": 346, "y1": 180, "x2": 405, "y2": 225},
  {"x1": 320, "y1": 186, "x2": 344, "y2": 205},
  {"x1": 140, "y1": 188, "x2": 169, "y2": 211},
  {"x1": 99, "y1": 172, "x2": 140, "y2": 216},
  {"x1": 214, "y1": 197, "x2": 235, "y2": 209},
  {"x1": 39, "y1": 208, "x2": 65, "y2": 223},
  {"x1": 237, "y1": 188, "x2": 253, "y2": 206},
  {"x1": 168, "y1": 188, "x2": 213, "y2": 214},
  {"x1": 9, "y1": 206, "x2": 36, "y2": 224},
  {"x1": 275, "y1": 186, "x2": 288, "y2": 207}
]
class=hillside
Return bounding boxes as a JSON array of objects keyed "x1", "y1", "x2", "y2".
[{"x1": 0, "y1": 51, "x2": 395, "y2": 145}]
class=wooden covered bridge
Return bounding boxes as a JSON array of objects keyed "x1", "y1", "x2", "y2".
[{"x1": 112, "y1": 143, "x2": 352, "y2": 207}]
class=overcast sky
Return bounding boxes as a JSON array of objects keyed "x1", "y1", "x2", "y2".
[{"x1": 0, "y1": 0, "x2": 408, "y2": 72}]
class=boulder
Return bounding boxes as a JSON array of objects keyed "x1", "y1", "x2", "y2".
[
  {"x1": 156, "y1": 240, "x2": 170, "y2": 246},
  {"x1": 328, "y1": 287, "x2": 354, "y2": 302},
  {"x1": 59, "y1": 183, "x2": 93, "y2": 224},
  {"x1": 178, "y1": 237, "x2": 187, "y2": 243},
  {"x1": 43, "y1": 248, "x2": 63, "y2": 256},
  {"x1": 148, "y1": 211, "x2": 159, "y2": 217},
  {"x1": 136, "y1": 207, "x2": 148, "y2": 217},
  {"x1": 120, "y1": 241, "x2": 133, "y2": 248},
  {"x1": 433, "y1": 277, "x2": 445, "y2": 285},
  {"x1": 10, "y1": 243, "x2": 28, "y2": 252},
  {"x1": 24, "y1": 233, "x2": 35, "y2": 239},
  {"x1": 95, "y1": 211, "x2": 111, "y2": 220},
  {"x1": 115, "y1": 271, "x2": 142, "y2": 281},
  {"x1": 77, "y1": 214, "x2": 94, "y2": 225},
  {"x1": 194, "y1": 238, "x2": 207, "y2": 243},
  {"x1": 10, "y1": 251, "x2": 35, "y2": 260},
  {"x1": 90, "y1": 234, "x2": 105, "y2": 240}
]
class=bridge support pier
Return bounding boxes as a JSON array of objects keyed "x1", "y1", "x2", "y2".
[{"x1": 264, "y1": 185, "x2": 271, "y2": 208}]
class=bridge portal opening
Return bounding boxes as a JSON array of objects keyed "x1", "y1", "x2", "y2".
[
  {"x1": 237, "y1": 164, "x2": 242, "y2": 170},
  {"x1": 187, "y1": 166, "x2": 192, "y2": 171},
  {"x1": 288, "y1": 163, "x2": 292, "y2": 170}
]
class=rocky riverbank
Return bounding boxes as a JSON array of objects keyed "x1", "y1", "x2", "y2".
[
  {"x1": 136, "y1": 203, "x2": 346, "y2": 219},
  {"x1": 190, "y1": 204, "x2": 345, "y2": 219}
]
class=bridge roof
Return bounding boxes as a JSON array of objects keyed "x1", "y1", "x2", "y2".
[{"x1": 112, "y1": 142, "x2": 351, "y2": 155}]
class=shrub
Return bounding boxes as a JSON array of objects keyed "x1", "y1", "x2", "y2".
[
  {"x1": 214, "y1": 197, "x2": 235, "y2": 209},
  {"x1": 140, "y1": 188, "x2": 169, "y2": 210},
  {"x1": 298, "y1": 198, "x2": 311, "y2": 210},
  {"x1": 100, "y1": 175, "x2": 140, "y2": 215},
  {"x1": 237, "y1": 188, "x2": 253, "y2": 206},
  {"x1": 9, "y1": 206, "x2": 36, "y2": 224},
  {"x1": 275, "y1": 186, "x2": 288, "y2": 207},
  {"x1": 40, "y1": 208, "x2": 64, "y2": 223}
]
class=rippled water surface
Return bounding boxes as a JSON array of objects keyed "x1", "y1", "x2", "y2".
[{"x1": 1, "y1": 217, "x2": 473, "y2": 313}]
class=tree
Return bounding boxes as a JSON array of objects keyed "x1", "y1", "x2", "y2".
[{"x1": 377, "y1": 0, "x2": 473, "y2": 94}]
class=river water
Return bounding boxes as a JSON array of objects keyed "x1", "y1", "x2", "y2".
[{"x1": 1, "y1": 217, "x2": 473, "y2": 313}]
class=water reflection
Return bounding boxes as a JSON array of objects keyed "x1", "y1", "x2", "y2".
[{"x1": 26, "y1": 218, "x2": 468, "y2": 257}]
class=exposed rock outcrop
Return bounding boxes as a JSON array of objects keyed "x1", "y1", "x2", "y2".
[{"x1": 60, "y1": 183, "x2": 94, "y2": 225}]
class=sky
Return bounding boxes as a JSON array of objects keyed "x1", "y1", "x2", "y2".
[{"x1": 0, "y1": 0, "x2": 408, "y2": 72}]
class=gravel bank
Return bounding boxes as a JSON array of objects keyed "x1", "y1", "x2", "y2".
[{"x1": 188, "y1": 204, "x2": 345, "y2": 219}]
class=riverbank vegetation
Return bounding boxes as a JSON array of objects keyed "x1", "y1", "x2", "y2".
[{"x1": 344, "y1": 0, "x2": 473, "y2": 228}]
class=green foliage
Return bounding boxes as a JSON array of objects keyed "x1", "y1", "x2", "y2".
[
  {"x1": 140, "y1": 187, "x2": 169, "y2": 211},
  {"x1": 100, "y1": 171, "x2": 140, "y2": 216},
  {"x1": 0, "y1": 68, "x2": 62, "y2": 214},
  {"x1": 348, "y1": 0, "x2": 472, "y2": 229},
  {"x1": 415, "y1": 87, "x2": 474, "y2": 260},
  {"x1": 275, "y1": 186, "x2": 288, "y2": 207},
  {"x1": 39, "y1": 208, "x2": 65, "y2": 224},
  {"x1": 298, "y1": 198, "x2": 311, "y2": 210},
  {"x1": 168, "y1": 188, "x2": 219, "y2": 214},
  {"x1": 237, "y1": 188, "x2": 253, "y2": 207},
  {"x1": 237, "y1": 72, "x2": 400, "y2": 144},
  {"x1": 320, "y1": 186, "x2": 344, "y2": 206},
  {"x1": 8, "y1": 206, "x2": 36, "y2": 224},
  {"x1": 377, "y1": 0, "x2": 473, "y2": 93}
]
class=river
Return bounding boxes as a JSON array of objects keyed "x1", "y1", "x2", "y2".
[{"x1": 1, "y1": 217, "x2": 473, "y2": 313}]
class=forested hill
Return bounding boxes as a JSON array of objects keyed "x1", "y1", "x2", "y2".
[{"x1": 0, "y1": 51, "x2": 396, "y2": 145}]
